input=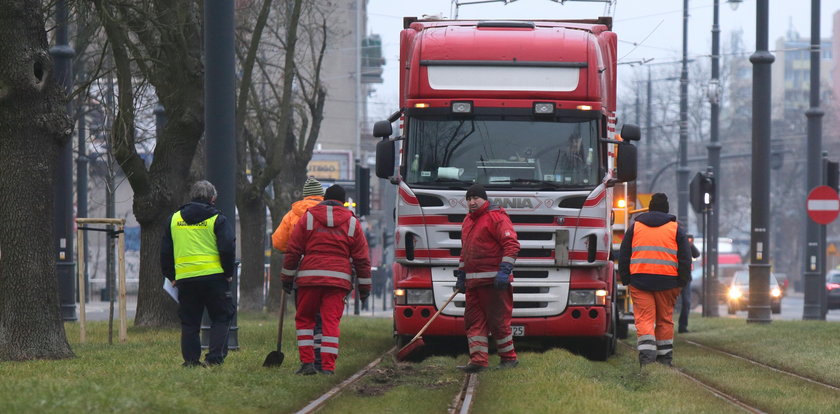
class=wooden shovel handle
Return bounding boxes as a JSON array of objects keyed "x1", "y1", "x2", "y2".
[
  {"x1": 276, "y1": 288, "x2": 287, "y2": 345},
  {"x1": 408, "y1": 290, "x2": 460, "y2": 344}
]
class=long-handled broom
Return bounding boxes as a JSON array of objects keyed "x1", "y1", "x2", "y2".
[
  {"x1": 396, "y1": 289, "x2": 460, "y2": 361},
  {"x1": 263, "y1": 288, "x2": 288, "y2": 367}
]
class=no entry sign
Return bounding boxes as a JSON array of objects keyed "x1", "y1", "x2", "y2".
[{"x1": 807, "y1": 185, "x2": 840, "y2": 225}]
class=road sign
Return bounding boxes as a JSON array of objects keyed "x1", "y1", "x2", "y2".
[{"x1": 806, "y1": 185, "x2": 840, "y2": 225}]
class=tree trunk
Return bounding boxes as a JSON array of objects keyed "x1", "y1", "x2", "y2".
[
  {"x1": 237, "y1": 194, "x2": 267, "y2": 311},
  {"x1": 0, "y1": 1, "x2": 74, "y2": 360}
]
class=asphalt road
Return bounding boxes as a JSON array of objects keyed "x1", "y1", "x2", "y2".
[{"x1": 695, "y1": 291, "x2": 840, "y2": 322}]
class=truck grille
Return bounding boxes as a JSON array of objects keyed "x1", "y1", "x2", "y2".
[{"x1": 448, "y1": 231, "x2": 552, "y2": 241}]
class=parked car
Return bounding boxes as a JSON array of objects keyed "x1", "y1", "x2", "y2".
[
  {"x1": 726, "y1": 270, "x2": 782, "y2": 314},
  {"x1": 826, "y1": 270, "x2": 840, "y2": 310}
]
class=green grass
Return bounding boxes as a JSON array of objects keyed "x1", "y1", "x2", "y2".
[
  {"x1": 0, "y1": 313, "x2": 392, "y2": 413},
  {"x1": 680, "y1": 315, "x2": 840, "y2": 386}
]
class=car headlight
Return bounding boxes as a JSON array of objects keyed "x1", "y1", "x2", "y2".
[
  {"x1": 568, "y1": 289, "x2": 607, "y2": 306},
  {"x1": 728, "y1": 287, "x2": 742, "y2": 300},
  {"x1": 395, "y1": 289, "x2": 434, "y2": 305},
  {"x1": 771, "y1": 287, "x2": 781, "y2": 298}
]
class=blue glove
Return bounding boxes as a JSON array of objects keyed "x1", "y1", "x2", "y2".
[
  {"x1": 282, "y1": 280, "x2": 294, "y2": 295},
  {"x1": 454, "y1": 270, "x2": 466, "y2": 293},
  {"x1": 495, "y1": 262, "x2": 513, "y2": 290}
]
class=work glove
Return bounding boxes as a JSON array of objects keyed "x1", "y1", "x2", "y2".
[
  {"x1": 359, "y1": 289, "x2": 370, "y2": 302},
  {"x1": 454, "y1": 270, "x2": 466, "y2": 293},
  {"x1": 282, "y1": 280, "x2": 294, "y2": 295},
  {"x1": 495, "y1": 262, "x2": 513, "y2": 290}
]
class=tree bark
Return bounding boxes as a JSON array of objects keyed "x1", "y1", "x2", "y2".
[
  {"x1": 0, "y1": 0, "x2": 74, "y2": 360},
  {"x1": 237, "y1": 194, "x2": 267, "y2": 311},
  {"x1": 94, "y1": 1, "x2": 204, "y2": 326}
]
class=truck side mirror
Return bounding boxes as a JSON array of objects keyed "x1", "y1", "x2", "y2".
[
  {"x1": 373, "y1": 120, "x2": 393, "y2": 138},
  {"x1": 616, "y1": 142, "x2": 637, "y2": 183},
  {"x1": 620, "y1": 124, "x2": 641, "y2": 141},
  {"x1": 376, "y1": 139, "x2": 396, "y2": 179}
]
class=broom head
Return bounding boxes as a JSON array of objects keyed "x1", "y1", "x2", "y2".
[{"x1": 396, "y1": 337, "x2": 425, "y2": 361}]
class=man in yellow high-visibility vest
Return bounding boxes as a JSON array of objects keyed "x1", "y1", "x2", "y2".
[{"x1": 162, "y1": 180, "x2": 236, "y2": 367}]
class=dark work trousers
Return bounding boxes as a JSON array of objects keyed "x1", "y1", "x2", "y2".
[
  {"x1": 678, "y1": 286, "x2": 690, "y2": 332},
  {"x1": 178, "y1": 277, "x2": 235, "y2": 364},
  {"x1": 294, "y1": 291, "x2": 323, "y2": 369}
]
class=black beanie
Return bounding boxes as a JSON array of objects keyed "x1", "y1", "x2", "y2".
[
  {"x1": 649, "y1": 192, "x2": 669, "y2": 213},
  {"x1": 465, "y1": 184, "x2": 487, "y2": 200},
  {"x1": 324, "y1": 184, "x2": 346, "y2": 203}
]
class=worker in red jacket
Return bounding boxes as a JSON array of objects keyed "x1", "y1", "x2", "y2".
[
  {"x1": 455, "y1": 184, "x2": 520, "y2": 373},
  {"x1": 281, "y1": 184, "x2": 371, "y2": 375},
  {"x1": 618, "y1": 193, "x2": 692, "y2": 367}
]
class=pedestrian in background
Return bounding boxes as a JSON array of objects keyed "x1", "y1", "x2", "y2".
[
  {"x1": 272, "y1": 176, "x2": 325, "y2": 369},
  {"x1": 677, "y1": 234, "x2": 702, "y2": 334},
  {"x1": 162, "y1": 180, "x2": 236, "y2": 367},
  {"x1": 455, "y1": 184, "x2": 520, "y2": 373},
  {"x1": 618, "y1": 192, "x2": 692, "y2": 367},
  {"x1": 281, "y1": 185, "x2": 371, "y2": 375}
]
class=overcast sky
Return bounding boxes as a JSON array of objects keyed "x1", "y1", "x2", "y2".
[{"x1": 366, "y1": 0, "x2": 840, "y2": 120}]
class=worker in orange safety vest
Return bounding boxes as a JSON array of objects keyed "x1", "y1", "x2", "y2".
[{"x1": 618, "y1": 192, "x2": 692, "y2": 367}]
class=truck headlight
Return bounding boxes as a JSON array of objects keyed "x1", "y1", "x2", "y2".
[
  {"x1": 569, "y1": 290, "x2": 607, "y2": 306},
  {"x1": 395, "y1": 289, "x2": 434, "y2": 305}
]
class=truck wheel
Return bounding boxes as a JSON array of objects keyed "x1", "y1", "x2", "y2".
[{"x1": 586, "y1": 304, "x2": 617, "y2": 361}]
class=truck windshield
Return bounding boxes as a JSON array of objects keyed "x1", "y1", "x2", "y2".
[{"x1": 405, "y1": 116, "x2": 600, "y2": 189}]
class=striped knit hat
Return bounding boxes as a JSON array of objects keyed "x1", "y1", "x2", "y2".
[{"x1": 302, "y1": 177, "x2": 324, "y2": 197}]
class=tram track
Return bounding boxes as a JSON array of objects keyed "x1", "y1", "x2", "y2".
[
  {"x1": 683, "y1": 339, "x2": 840, "y2": 393},
  {"x1": 294, "y1": 346, "x2": 479, "y2": 414},
  {"x1": 618, "y1": 340, "x2": 766, "y2": 413}
]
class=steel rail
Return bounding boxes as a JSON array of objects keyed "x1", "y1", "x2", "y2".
[
  {"x1": 449, "y1": 373, "x2": 479, "y2": 414},
  {"x1": 684, "y1": 339, "x2": 840, "y2": 393},
  {"x1": 294, "y1": 346, "x2": 396, "y2": 414},
  {"x1": 619, "y1": 340, "x2": 765, "y2": 413}
]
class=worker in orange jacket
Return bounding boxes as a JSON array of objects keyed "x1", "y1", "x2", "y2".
[
  {"x1": 272, "y1": 176, "x2": 325, "y2": 370},
  {"x1": 618, "y1": 193, "x2": 692, "y2": 367}
]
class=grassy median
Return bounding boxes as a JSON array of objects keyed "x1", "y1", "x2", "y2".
[{"x1": 0, "y1": 312, "x2": 392, "y2": 413}]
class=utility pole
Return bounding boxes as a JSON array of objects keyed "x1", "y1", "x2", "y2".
[
  {"x1": 646, "y1": 68, "x2": 653, "y2": 188},
  {"x1": 705, "y1": 0, "x2": 726, "y2": 318},
  {"x1": 77, "y1": 85, "x2": 89, "y2": 302},
  {"x1": 803, "y1": 0, "x2": 825, "y2": 320},
  {"x1": 677, "y1": 0, "x2": 690, "y2": 229},
  {"x1": 50, "y1": 0, "x2": 76, "y2": 321},
  {"x1": 204, "y1": 0, "x2": 239, "y2": 348},
  {"x1": 802, "y1": 0, "x2": 825, "y2": 320},
  {"x1": 747, "y1": 0, "x2": 773, "y2": 324}
]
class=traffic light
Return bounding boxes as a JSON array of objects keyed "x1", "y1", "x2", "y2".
[
  {"x1": 356, "y1": 165, "x2": 370, "y2": 217},
  {"x1": 826, "y1": 160, "x2": 839, "y2": 191},
  {"x1": 689, "y1": 172, "x2": 714, "y2": 214}
]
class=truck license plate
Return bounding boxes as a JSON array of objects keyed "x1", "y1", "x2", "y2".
[{"x1": 511, "y1": 325, "x2": 525, "y2": 336}]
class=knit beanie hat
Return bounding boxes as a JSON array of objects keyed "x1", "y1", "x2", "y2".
[
  {"x1": 302, "y1": 177, "x2": 324, "y2": 197},
  {"x1": 649, "y1": 192, "x2": 669, "y2": 213},
  {"x1": 465, "y1": 184, "x2": 488, "y2": 200},
  {"x1": 324, "y1": 184, "x2": 346, "y2": 203}
]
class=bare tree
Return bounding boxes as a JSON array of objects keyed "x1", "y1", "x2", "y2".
[
  {"x1": 234, "y1": 0, "x2": 333, "y2": 311},
  {"x1": 92, "y1": 0, "x2": 205, "y2": 326},
  {"x1": 0, "y1": 0, "x2": 74, "y2": 360}
]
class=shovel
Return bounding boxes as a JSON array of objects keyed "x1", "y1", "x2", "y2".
[
  {"x1": 263, "y1": 288, "x2": 288, "y2": 367},
  {"x1": 396, "y1": 289, "x2": 460, "y2": 361}
]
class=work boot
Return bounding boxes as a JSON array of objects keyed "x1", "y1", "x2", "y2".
[
  {"x1": 678, "y1": 327, "x2": 689, "y2": 334},
  {"x1": 456, "y1": 363, "x2": 487, "y2": 374},
  {"x1": 295, "y1": 363, "x2": 317, "y2": 375},
  {"x1": 182, "y1": 361, "x2": 206, "y2": 368},
  {"x1": 497, "y1": 359, "x2": 519, "y2": 369},
  {"x1": 656, "y1": 354, "x2": 673, "y2": 367},
  {"x1": 204, "y1": 357, "x2": 224, "y2": 366},
  {"x1": 319, "y1": 369, "x2": 335, "y2": 375},
  {"x1": 638, "y1": 351, "x2": 657, "y2": 367}
]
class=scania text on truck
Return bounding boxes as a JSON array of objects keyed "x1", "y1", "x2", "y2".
[{"x1": 373, "y1": 17, "x2": 640, "y2": 360}]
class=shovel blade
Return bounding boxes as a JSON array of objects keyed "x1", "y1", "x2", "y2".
[{"x1": 263, "y1": 350, "x2": 285, "y2": 367}]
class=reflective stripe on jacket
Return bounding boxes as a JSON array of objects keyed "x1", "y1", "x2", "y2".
[
  {"x1": 171, "y1": 211, "x2": 223, "y2": 280},
  {"x1": 630, "y1": 221, "x2": 678, "y2": 276},
  {"x1": 282, "y1": 201, "x2": 372, "y2": 292}
]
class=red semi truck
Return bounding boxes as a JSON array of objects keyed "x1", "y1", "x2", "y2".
[{"x1": 372, "y1": 17, "x2": 640, "y2": 360}]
